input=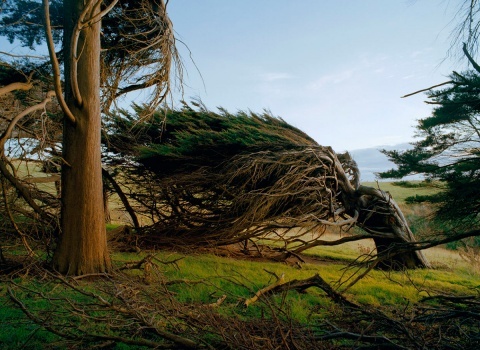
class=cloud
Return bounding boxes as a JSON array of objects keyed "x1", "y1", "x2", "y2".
[
  {"x1": 307, "y1": 70, "x2": 354, "y2": 90},
  {"x1": 260, "y1": 72, "x2": 295, "y2": 82},
  {"x1": 409, "y1": 48, "x2": 433, "y2": 58}
]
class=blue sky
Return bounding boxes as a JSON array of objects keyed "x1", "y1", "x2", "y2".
[
  {"x1": 0, "y1": 1, "x2": 467, "y2": 152},
  {"x1": 167, "y1": 1, "x2": 465, "y2": 151}
]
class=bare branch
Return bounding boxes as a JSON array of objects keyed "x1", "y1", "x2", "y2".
[
  {"x1": 0, "y1": 91, "x2": 55, "y2": 149},
  {"x1": 42, "y1": 0, "x2": 76, "y2": 124},
  {"x1": 463, "y1": 41, "x2": 480, "y2": 73},
  {"x1": 401, "y1": 81, "x2": 455, "y2": 98},
  {"x1": 244, "y1": 273, "x2": 285, "y2": 307},
  {"x1": 0, "y1": 51, "x2": 48, "y2": 59},
  {"x1": 0, "y1": 81, "x2": 33, "y2": 97}
]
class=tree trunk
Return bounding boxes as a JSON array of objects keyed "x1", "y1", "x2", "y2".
[
  {"x1": 355, "y1": 185, "x2": 430, "y2": 269},
  {"x1": 53, "y1": 0, "x2": 110, "y2": 275}
]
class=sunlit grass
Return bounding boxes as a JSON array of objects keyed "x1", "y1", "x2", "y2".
[
  {"x1": 2, "y1": 234, "x2": 479, "y2": 349},
  {"x1": 110, "y1": 246, "x2": 480, "y2": 311},
  {"x1": 362, "y1": 181, "x2": 440, "y2": 204},
  {"x1": 2, "y1": 180, "x2": 478, "y2": 348}
]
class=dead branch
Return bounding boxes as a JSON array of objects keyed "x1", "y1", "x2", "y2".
[
  {"x1": 317, "y1": 323, "x2": 408, "y2": 349},
  {"x1": 463, "y1": 42, "x2": 480, "y2": 74},
  {"x1": 206, "y1": 294, "x2": 227, "y2": 308},
  {"x1": 401, "y1": 80, "x2": 454, "y2": 98},
  {"x1": 246, "y1": 273, "x2": 360, "y2": 310},
  {"x1": 0, "y1": 81, "x2": 33, "y2": 96},
  {"x1": 0, "y1": 91, "x2": 56, "y2": 149},
  {"x1": 244, "y1": 272, "x2": 285, "y2": 307},
  {"x1": 102, "y1": 168, "x2": 140, "y2": 230},
  {"x1": 1, "y1": 180, "x2": 35, "y2": 257},
  {"x1": 44, "y1": 271, "x2": 201, "y2": 348}
]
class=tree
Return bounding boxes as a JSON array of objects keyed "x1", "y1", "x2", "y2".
[
  {"x1": 0, "y1": 0, "x2": 180, "y2": 274},
  {"x1": 380, "y1": 68, "x2": 480, "y2": 241},
  {"x1": 377, "y1": 0, "x2": 480, "y2": 249},
  {"x1": 105, "y1": 105, "x2": 430, "y2": 270},
  {"x1": 50, "y1": 0, "x2": 109, "y2": 274}
]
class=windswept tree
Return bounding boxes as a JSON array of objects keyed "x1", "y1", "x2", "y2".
[
  {"x1": 0, "y1": 0, "x2": 181, "y2": 274},
  {"x1": 106, "y1": 105, "x2": 430, "y2": 270}
]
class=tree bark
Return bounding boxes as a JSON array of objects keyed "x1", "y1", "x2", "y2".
[
  {"x1": 355, "y1": 185, "x2": 430, "y2": 269},
  {"x1": 53, "y1": 0, "x2": 110, "y2": 275}
]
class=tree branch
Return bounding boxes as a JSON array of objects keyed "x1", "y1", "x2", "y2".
[
  {"x1": 102, "y1": 168, "x2": 140, "y2": 230},
  {"x1": 463, "y1": 42, "x2": 480, "y2": 74},
  {"x1": 0, "y1": 81, "x2": 33, "y2": 97},
  {"x1": 0, "y1": 91, "x2": 56, "y2": 149},
  {"x1": 42, "y1": 0, "x2": 76, "y2": 124},
  {"x1": 401, "y1": 81, "x2": 454, "y2": 98}
]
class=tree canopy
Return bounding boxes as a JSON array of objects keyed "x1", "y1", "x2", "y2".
[
  {"x1": 0, "y1": 0, "x2": 181, "y2": 113},
  {"x1": 104, "y1": 104, "x2": 430, "y2": 269},
  {"x1": 380, "y1": 70, "x2": 480, "y2": 235}
]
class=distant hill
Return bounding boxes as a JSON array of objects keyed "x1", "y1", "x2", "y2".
[{"x1": 349, "y1": 143, "x2": 415, "y2": 182}]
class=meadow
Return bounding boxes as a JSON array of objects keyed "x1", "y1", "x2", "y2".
[{"x1": 1, "y1": 179, "x2": 479, "y2": 349}]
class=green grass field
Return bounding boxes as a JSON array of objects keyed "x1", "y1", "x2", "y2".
[
  {"x1": 362, "y1": 181, "x2": 440, "y2": 203},
  {"x1": 2, "y1": 245, "x2": 478, "y2": 349},
  {"x1": 2, "y1": 178, "x2": 479, "y2": 348}
]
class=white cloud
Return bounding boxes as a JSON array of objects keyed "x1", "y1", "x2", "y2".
[
  {"x1": 260, "y1": 72, "x2": 295, "y2": 82},
  {"x1": 307, "y1": 70, "x2": 354, "y2": 90}
]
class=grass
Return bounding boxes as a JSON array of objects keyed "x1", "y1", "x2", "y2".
[
  {"x1": 111, "y1": 247, "x2": 479, "y2": 309},
  {"x1": 1, "y1": 239, "x2": 479, "y2": 349},
  {"x1": 362, "y1": 181, "x2": 440, "y2": 204},
  {"x1": 1, "y1": 180, "x2": 479, "y2": 348}
]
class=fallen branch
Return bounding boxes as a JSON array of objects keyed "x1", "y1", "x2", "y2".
[
  {"x1": 207, "y1": 294, "x2": 227, "y2": 308},
  {"x1": 244, "y1": 272, "x2": 285, "y2": 307},
  {"x1": 244, "y1": 272, "x2": 359, "y2": 310}
]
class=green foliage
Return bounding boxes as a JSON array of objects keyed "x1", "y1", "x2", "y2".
[
  {"x1": 405, "y1": 194, "x2": 435, "y2": 204},
  {"x1": 391, "y1": 180, "x2": 431, "y2": 188},
  {"x1": 0, "y1": 0, "x2": 63, "y2": 49},
  {"x1": 446, "y1": 236, "x2": 480, "y2": 250},
  {"x1": 379, "y1": 71, "x2": 480, "y2": 231},
  {"x1": 106, "y1": 103, "x2": 317, "y2": 175}
]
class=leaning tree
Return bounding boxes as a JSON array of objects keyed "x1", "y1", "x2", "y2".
[
  {"x1": 0, "y1": 0, "x2": 181, "y2": 274},
  {"x1": 106, "y1": 104, "x2": 430, "y2": 270}
]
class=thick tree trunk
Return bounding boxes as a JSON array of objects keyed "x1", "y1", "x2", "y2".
[
  {"x1": 53, "y1": 0, "x2": 110, "y2": 275},
  {"x1": 355, "y1": 185, "x2": 430, "y2": 269}
]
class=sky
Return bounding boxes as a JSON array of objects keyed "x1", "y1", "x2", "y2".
[
  {"x1": 0, "y1": 1, "x2": 468, "y2": 152},
  {"x1": 166, "y1": 0, "x2": 466, "y2": 152}
]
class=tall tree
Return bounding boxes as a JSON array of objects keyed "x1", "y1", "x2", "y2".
[
  {"x1": 51, "y1": 0, "x2": 108, "y2": 274},
  {"x1": 0, "y1": 0, "x2": 180, "y2": 274}
]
